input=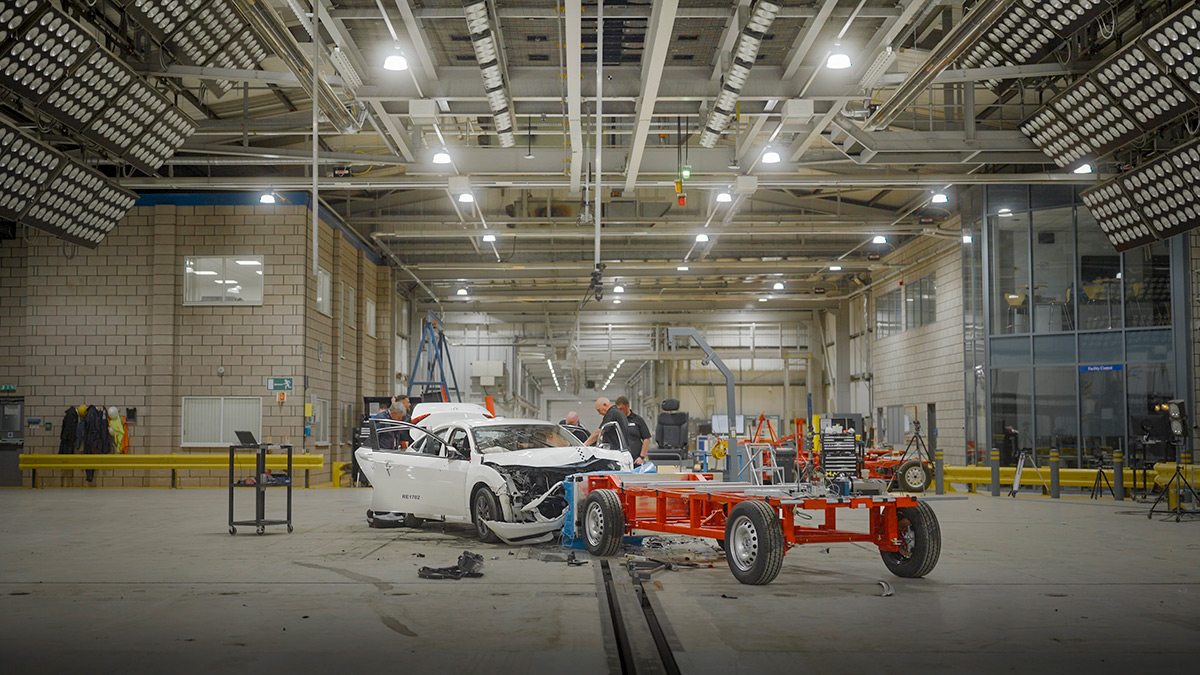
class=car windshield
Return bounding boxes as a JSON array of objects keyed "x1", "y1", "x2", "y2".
[{"x1": 472, "y1": 424, "x2": 576, "y2": 453}]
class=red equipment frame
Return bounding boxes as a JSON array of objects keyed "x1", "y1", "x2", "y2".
[{"x1": 584, "y1": 473, "x2": 915, "y2": 553}]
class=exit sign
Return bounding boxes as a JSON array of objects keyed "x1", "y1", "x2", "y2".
[
  {"x1": 266, "y1": 377, "x2": 293, "y2": 392},
  {"x1": 0, "y1": 385, "x2": 14, "y2": 392}
]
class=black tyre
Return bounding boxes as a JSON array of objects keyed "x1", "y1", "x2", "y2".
[
  {"x1": 403, "y1": 513, "x2": 424, "y2": 528},
  {"x1": 582, "y1": 489, "x2": 625, "y2": 557},
  {"x1": 472, "y1": 487, "x2": 503, "y2": 544},
  {"x1": 880, "y1": 501, "x2": 941, "y2": 578},
  {"x1": 896, "y1": 460, "x2": 932, "y2": 492},
  {"x1": 229, "y1": 526, "x2": 236, "y2": 536},
  {"x1": 724, "y1": 501, "x2": 785, "y2": 585}
]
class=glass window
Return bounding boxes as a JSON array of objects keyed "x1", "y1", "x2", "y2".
[
  {"x1": 1034, "y1": 366, "x2": 1078, "y2": 467},
  {"x1": 181, "y1": 397, "x2": 262, "y2": 446},
  {"x1": 1078, "y1": 332, "x2": 1123, "y2": 364},
  {"x1": 990, "y1": 336, "x2": 1031, "y2": 367},
  {"x1": 1076, "y1": 208, "x2": 1122, "y2": 330},
  {"x1": 905, "y1": 275, "x2": 936, "y2": 329},
  {"x1": 1127, "y1": 363, "x2": 1175, "y2": 463},
  {"x1": 343, "y1": 283, "x2": 356, "y2": 328},
  {"x1": 1031, "y1": 208, "x2": 1074, "y2": 333},
  {"x1": 316, "y1": 269, "x2": 332, "y2": 316},
  {"x1": 366, "y1": 299, "x2": 377, "y2": 338},
  {"x1": 312, "y1": 398, "x2": 329, "y2": 445},
  {"x1": 987, "y1": 185, "x2": 1029, "y2": 214},
  {"x1": 1079, "y1": 368, "x2": 1124, "y2": 469},
  {"x1": 989, "y1": 212, "x2": 1031, "y2": 334},
  {"x1": 1034, "y1": 334, "x2": 1075, "y2": 364},
  {"x1": 184, "y1": 256, "x2": 264, "y2": 305},
  {"x1": 991, "y1": 368, "x2": 1032, "y2": 466},
  {"x1": 1030, "y1": 184, "x2": 1074, "y2": 209},
  {"x1": 1122, "y1": 240, "x2": 1171, "y2": 327},
  {"x1": 876, "y1": 289, "x2": 902, "y2": 339},
  {"x1": 1125, "y1": 329, "x2": 1172, "y2": 363}
]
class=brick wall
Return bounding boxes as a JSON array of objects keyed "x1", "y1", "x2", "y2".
[
  {"x1": 0, "y1": 200, "x2": 387, "y2": 486},
  {"x1": 870, "y1": 236, "x2": 967, "y2": 463}
]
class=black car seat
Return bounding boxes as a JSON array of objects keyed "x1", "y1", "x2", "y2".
[{"x1": 652, "y1": 398, "x2": 689, "y2": 461}]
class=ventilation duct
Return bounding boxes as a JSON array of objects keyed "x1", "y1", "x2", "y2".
[
  {"x1": 698, "y1": 0, "x2": 780, "y2": 148},
  {"x1": 463, "y1": 0, "x2": 516, "y2": 147}
]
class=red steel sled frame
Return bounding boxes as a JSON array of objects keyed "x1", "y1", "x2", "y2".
[{"x1": 584, "y1": 473, "x2": 914, "y2": 552}]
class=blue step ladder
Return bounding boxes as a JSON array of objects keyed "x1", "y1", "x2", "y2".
[{"x1": 406, "y1": 311, "x2": 462, "y2": 403}]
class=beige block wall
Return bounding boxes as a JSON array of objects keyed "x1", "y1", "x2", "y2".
[
  {"x1": 0, "y1": 199, "x2": 388, "y2": 487},
  {"x1": 871, "y1": 236, "x2": 967, "y2": 463}
]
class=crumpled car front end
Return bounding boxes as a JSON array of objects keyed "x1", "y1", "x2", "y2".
[{"x1": 482, "y1": 450, "x2": 630, "y2": 544}]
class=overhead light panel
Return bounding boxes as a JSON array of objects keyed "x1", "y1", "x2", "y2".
[
  {"x1": 462, "y1": 1, "x2": 516, "y2": 147},
  {"x1": 458, "y1": 193, "x2": 475, "y2": 203},
  {"x1": 829, "y1": 265, "x2": 842, "y2": 271},
  {"x1": 613, "y1": 285, "x2": 624, "y2": 294},
  {"x1": 963, "y1": 235, "x2": 973, "y2": 244},
  {"x1": 772, "y1": 282, "x2": 784, "y2": 290},
  {"x1": 998, "y1": 208, "x2": 1013, "y2": 218},
  {"x1": 1073, "y1": 164, "x2": 1094, "y2": 174},
  {"x1": 695, "y1": 234, "x2": 710, "y2": 242},
  {"x1": 699, "y1": 1, "x2": 781, "y2": 147},
  {"x1": 1081, "y1": 136, "x2": 1200, "y2": 251},
  {"x1": 872, "y1": 235, "x2": 887, "y2": 244},
  {"x1": 482, "y1": 233, "x2": 496, "y2": 242},
  {"x1": 716, "y1": 192, "x2": 733, "y2": 203},
  {"x1": 432, "y1": 149, "x2": 452, "y2": 164},
  {"x1": 384, "y1": 44, "x2": 409, "y2": 71},
  {"x1": 676, "y1": 265, "x2": 690, "y2": 271},
  {"x1": 613, "y1": 299, "x2": 622, "y2": 305},
  {"x1": 931, "y1": 192, "x2": 949, "y2": 204},
  {"x1": 259, "y1": 193, "x2": 276, "y2": 204},
  {"x1": 0, "y1": 117, "x2": 135, "y2": 248},
  {"x1": 761, "y1": 149, "x2": 781, "y2": 164},
  {"x1": 456, "y1": 288, "x2": 468, "y2": 296}
]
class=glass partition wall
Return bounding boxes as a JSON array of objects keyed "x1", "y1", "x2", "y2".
[{"x1": 964, "y1": 185, "x2": 1189, "y2": 469}]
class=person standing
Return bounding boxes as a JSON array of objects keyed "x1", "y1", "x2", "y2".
[
  {"x1": 558, "y1": 410, "x2": 590, "y2": 443},
  {"x1": 371, "y1": 394, "x2": 411, "y2": 450},
  {"x1": 615, "y1": 396, "x2": 651, "y2": 466},
  {"x1": 584, "y1": 397, "x2": 630, "y2": 456}
]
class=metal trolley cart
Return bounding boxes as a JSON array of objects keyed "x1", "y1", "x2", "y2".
[
  {"x1": 228, "y1": 433, "x2": 293, "y2": 535},
  {"x1": 575, "y1": 473, "x2": 941, "y2": 585}
]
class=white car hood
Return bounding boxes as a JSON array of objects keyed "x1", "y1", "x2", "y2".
[{"x1": 480, "y1": 445, "x2": 630, "y2": 470}]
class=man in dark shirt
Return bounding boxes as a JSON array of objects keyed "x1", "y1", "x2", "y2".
[
  {"x1": 558, "y1": 410, "x2": 591, "y2": 443},
  {"x1": 584, "y1": 397, "x2": 629, "y2": 454},
  {"x1": 615, "y1": 396, "x2": 651, "y2": 466},
  {"x1": 370, "y1": 394, "x2": 410, "y2": 450}
]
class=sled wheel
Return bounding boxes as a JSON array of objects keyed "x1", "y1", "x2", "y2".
[
  {"x1": 582, "y1": 489, "x2": 625, "y2": 557},
  {"x1": 881, "y1": 502, "x2": 941, "y2": 578},
  {"x1": 724, "y1": 500, "x2": 785, "y2": 585}
]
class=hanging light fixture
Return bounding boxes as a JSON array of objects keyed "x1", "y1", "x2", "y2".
[
  {"x1": 716, "y1": 191, "x2": 733, "y2": 203},
  {"x1": 931, "y1": 192, "x2": 949, "y2": 204},
  {"x1": 761, "y1": 148, "x2": 781, "y2": 164},
  {"x1": 432, "y1": 149, "x2": 452, "y2": 164},
  {"x1": 695, "y1": 234, "x2": 710, "y2": 242},
  {"x1": 384, "y1": 43, "x2": 409, "y2": 71},
  {"x1": 826, "y1": 44, "x2": 852, "y2": 70}
]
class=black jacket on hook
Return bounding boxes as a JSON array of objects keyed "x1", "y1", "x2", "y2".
[
  {"x1": 58, "y1": 407, "x2": 80, "y2": 454},
  {"x1": 82, "y1": 405, "x2": 110, "y2": 454}
]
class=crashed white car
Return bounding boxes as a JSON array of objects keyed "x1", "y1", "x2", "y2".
[{"x1": 356, "y1": 417, "x2": 632, "y2": 544}]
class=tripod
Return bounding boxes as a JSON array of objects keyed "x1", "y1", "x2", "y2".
[
  {"x1": 902, "y1": 421, "x2": 932, "y2": 464},
  {"x1": 1009, "y1": 447, "x2": 1048, "y2": 498},
  {"x1": 1089, "y1": 465, "x2": 1115, "y2": 499},
  {"x1": 1147, "y1": 442, "x2": 1200, "y2": 522}
]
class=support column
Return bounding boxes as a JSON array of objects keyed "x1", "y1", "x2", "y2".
[
  {"x1": 146, "y1": 205, "x2": 178, "y2": 453},
  {"x1": 834, "y1": 303, "x2": 851, "y2": 412},
  {"x1": 1050, "y1": 448, "x2": 1060, "y2": 498}
]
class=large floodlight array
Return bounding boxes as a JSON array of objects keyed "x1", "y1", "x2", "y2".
[
  {"x1": 1020, "y1": 1, "x2": 1200, "y2": 171},
  {"x1": 699, "y1": 0, "x2": 780, "y2": 148},
  {"x1": 0, "y1": 0, "x2": 197, "y2": 173},
  {"x1": 117, "y1": 0, "x2": 269, "y2": 96},
  {"x1": 0, "y1": 117, "x2": 138, "y2": 248},
  {"x1": 463, "y1": 1, "x2": 516, "y2": 147},
  {"x1": 959, "y1": 0, "x2": 1109, "y2": 90},
  {"x1": 1080, "y1": 137, "x2": 1200, "y2": 251}
]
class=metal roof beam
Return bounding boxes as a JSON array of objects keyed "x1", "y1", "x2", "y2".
[{"x1": 624, "y1": 0, "x2": 679, "y2": 193}]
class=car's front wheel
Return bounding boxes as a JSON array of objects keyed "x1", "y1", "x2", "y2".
[{"x1": 471, "y1": 487, "x2": 503, "y2": 543}]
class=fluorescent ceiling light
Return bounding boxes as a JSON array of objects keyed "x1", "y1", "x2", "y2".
[
  {"x1": 872, "y1": 235, "x2": 887, "y2": 244},
  {"x1": 432, "y1": 150, "x2": 452, "y2": 164},
  {"x1": 185, "y1": 267, "x2": 194, "y2": 273},
  {"x1": 613, "y1": 299, "x2": 622, "y2": 304},
  {"x1": 482, "y1": 233, "x2": 496, "y2": 242},
  {"x1": 829, "y1": 265, "x2": 842, "y2": 271},
  {"x1": 963, "y1": 234, "x2": 973, "y2": 243},
  {"x1": 772, "y1": 282, "x2": 784, "y2": 290},
  {"x1": 1073, "y1": 163, "x2": 1094, "y2": 174},
  {"x1": 194, "y1": 270, "x2": 217, "y2": 276},
  {"x1": 456, "y1": 288, "x2": 468, "y2": 296},
  {"x1": 716, "y1": 191, "x2": 732, "y2": 203},
  {"x1": 761, "y1": 149, "x2": 781, "y2": 164},
  {"x1": 998, "y1": 208, "x2": 1013, "y2": 217},
  {"x1": 695, "y1": 234, "x2": 710, "y2": 242},
  {"x1": 931, "y1": 192, "x2": 949, "y2": 204},
  {"x1": 758, "y1": 297, "x2": 768, "y2": 302},
  {"x1": 259, "y1": 193, "x2": 276, "y2": 204},
  {"x1": 676, "y1": 265, "x2": 690, "y2": 271},
  {"x1": 256, "y1": 270, "x2": 263, "y2": 275},
  {"x1": 235, "y1": 260, "x2": 261, "y2": 266},
  {"x1": 219, "y1": 280, "x2": 238, "y2": 284},
  {"x1": 458, "y1": 193, "x2": 475, "y2": 203},
  {"x1": 613, "y1": 285, "x2": 624, "y2": 293}
]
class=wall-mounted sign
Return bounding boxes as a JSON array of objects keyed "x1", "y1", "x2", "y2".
[
  {"x1": 266, "y1": 377, "x2": 294, "y2": 392},
  {"x1": 1079, "y1": 365, "x2": 1123, "y2": 372}
]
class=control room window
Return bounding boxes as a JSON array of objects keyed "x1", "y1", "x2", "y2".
[
  {"x1": 876, "y1": 289, "x2": 902, "y2": 339},
  {"x1": 184, "y1": 256, "x2": 264, "y2": 305},
  {"x1": 181, "y1": 397, "x2": 262, "y2": 446},
  {"x1": 366, "y1": 299, "x2": 377, "y2": 338},
  {"x1": 905, "y1": 275, "x2": 936, "y2": 329},
  {"x1": 316, "y1": 268, "x2": 332, "y2": 316},
  {"x1": 312, "y1": 398, "x2": 330, "y2": 446}
]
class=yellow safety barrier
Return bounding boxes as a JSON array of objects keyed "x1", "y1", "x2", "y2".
[
  {"x1": 942, "y1": 463, "x2": 1200, "y2": 496},
  {"x1": 332, "y1": 461, "x2": 350, "y2": 488},
  {"x1": 19, "y1": 453, "x2": 325, "y2": 488}
]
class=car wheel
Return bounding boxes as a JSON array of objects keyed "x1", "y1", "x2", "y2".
[
  {"x1": 724, "y1": 500, "x2": 785, "y2": 585},
  {"x1": 471, "y1": 487, "x2": 503, "y2": 544},
  {"x1": 896, "y1": 460, "x2": 932, "y2": 492},
  {"x1": 582, "y1": 489, "x2": 625, "y2": 557},
  {"x1": 880, "y1": 502, "x2": 941, "y2": 578}
]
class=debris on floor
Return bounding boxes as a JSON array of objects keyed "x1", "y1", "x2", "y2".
[
  {"x1": 631, "y1": 535, "x2": 725, "y2": 562},
  {"x1": 417, "y1": 551, "x2": 485, "y2": 580},
  {"x1": 878, "y1": 580, "x2": 894, "y2": 597}
]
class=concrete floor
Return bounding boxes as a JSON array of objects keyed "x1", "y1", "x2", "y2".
[{"x1": 0, "y1": 487, "x2": 1197, "y2": 674}]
